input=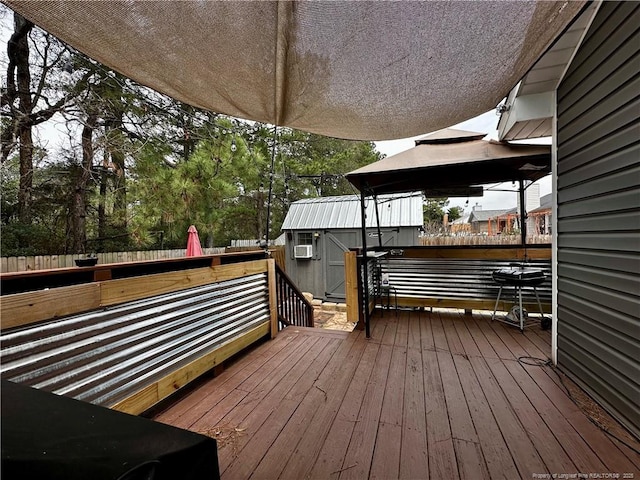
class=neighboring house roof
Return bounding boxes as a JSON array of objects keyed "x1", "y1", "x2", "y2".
[
  {"x1": 282, "y1": 193, "x2": 423, "y2": 230},
  {"x1": 451, "y1": 214, "x2": 470, "y2": 225},
  {"x1": 468, "y1": 209, "x2": 509, "y2": 222}
]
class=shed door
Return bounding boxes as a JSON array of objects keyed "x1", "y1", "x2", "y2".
[
  {"x1": 323, "y1": 229, "x2": 398, "y2": 301},
  {"x1": 324, "y1": 231, "x2": 356, "y2": 301},
  {"x1": 556, "y1": 1, "x2": 639, "y2": 438}
]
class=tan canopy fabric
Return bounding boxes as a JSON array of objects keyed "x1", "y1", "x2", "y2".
[
  {"x1": 6, "y1": 1, "x2": 585, "y2": 141},
  {"x1": 346, "y1": 128, "x2": 551, "y2": 194}
]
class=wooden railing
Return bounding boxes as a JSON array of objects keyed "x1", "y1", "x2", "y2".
[
  {"x1": 275, "y1": 263, "x2": 314, "y2": 329},
  {"x1": 0, "y1": 247, "x2": 316, "y2": 415},
  {"x1": 346, "y1": 245, "x2": 552, "y2": 329},
  {"x1": 0, "y1": 255, "x2": 280, "y2": 415},
  {"x1": 0, "y1": 251, "x2": 268, "y2": 295}
]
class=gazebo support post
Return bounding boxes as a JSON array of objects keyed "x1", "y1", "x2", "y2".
[
  {"x1": 519, "y1": 179, "x2": 527, "y2": 247},
  {"x1": 360, "y1": 188, "x2": 371, "y2": 338}
]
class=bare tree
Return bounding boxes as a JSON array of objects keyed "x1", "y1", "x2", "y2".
[{"x1": 2, "y1": 13, "x2": 95, "y2": 223}]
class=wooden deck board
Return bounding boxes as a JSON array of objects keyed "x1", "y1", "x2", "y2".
[
  {"x1": 503, "y1": 359, "x2": 608, "y2": 472},
  {"x1": 399, "y1": 346, "x2": 429, "y2": 479},
  {"x1": 436, "y1": 349, "x2": 490, "y2": 480},
  {"x1": 308, "y1": 340, "x2": 381, "y2": 479},
  {"x1": 154, "y1": 333, "x2": 297, "y2": 428},
  {"x1": 278, "y1": 333, "x2": 368, "y2": 479},
  {"x1": 485, "y1": 357, "x2": 577, "y2": 473},
  {"x1": 214, "y1": 336, "x2": 327, "y2": 471},
  {"x1": 430, "y1": 312, "x2": 450, "y2": 353},
  {"x1": 223, "y1": 336, "x2": 342, "y2": 479},
  {"x1": 452, "y1": 352, "x2": 520, "y2": 480},
  {"x1": 394, "y1": 312, "x2": 409, "y2": 348},
  {"x1": 468, "y1": 355, "x2": 547, "y2": 477},
  {"x1": 369, "y1": 342, "x2": 406, "y2": 479},
  {"x1": 451, "y1": 313, "x2": 483, "y2": 358},
  {"x1": 340, "y1": 343, "x2": 393, "y2": 480},
  {"x1": 419, "y1": 310, "x2": 436, "y2": 351},
  {"x1": 523, "y1": 361, "x2": 639, "y2": 473},
  {"x1": 422, "y1": 348, "x2": 460, "y2": 480},
  {"x1": 153, "y1": 309, "x2": 640, "y2": 480},
  {"x1": 471, "y1": 314, "x2": 516, "y2": 360}
]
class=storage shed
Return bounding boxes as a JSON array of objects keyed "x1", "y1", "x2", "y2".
[{"x1": 281, "y1": 193, "x2": 423, "y2": 302}]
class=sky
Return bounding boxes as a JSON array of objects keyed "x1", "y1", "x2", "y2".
[{"x1": 373, "y1": 110, "x2": 552, "y2": 215}]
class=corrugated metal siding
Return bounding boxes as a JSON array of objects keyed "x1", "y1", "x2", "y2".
[
  {"x1": 379, "y1": 257, "x2": 551, "y2": 305},
  {"x1": 281, "y1": 193, "x2": 423, "y2": 230},
  {"x1": 0, "y1": 273, "x2": 270, "y2": 407},
  {"x1": 556, "y1": 1, "x2": 640, "y2": 438}
]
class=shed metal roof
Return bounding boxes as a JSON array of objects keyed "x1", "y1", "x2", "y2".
[{"x1": 281, "y1": 194, "x2": 423, "y2": 231}]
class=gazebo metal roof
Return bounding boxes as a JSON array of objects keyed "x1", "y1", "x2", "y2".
[{"x1": 346, "y1": 129, "x2": 551, "y2": 196}]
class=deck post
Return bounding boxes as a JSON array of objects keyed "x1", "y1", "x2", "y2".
[
  {"x1": 344, "y1": 250, "x2": 360, "y2": 324},
  {"x1": 267, "y1": 258, "x2": 278, "y2": 338}
]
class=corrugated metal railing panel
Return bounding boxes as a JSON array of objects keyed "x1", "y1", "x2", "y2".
[
  {"x1": 363, "y1": 257, "x2": 378, "y2": 315},
  {"x1": 0, "y1": 273, "x2": 270, "y2": 407},
  {"x1": 378, "y1": 258, "x2": 552, "y2": 304}
]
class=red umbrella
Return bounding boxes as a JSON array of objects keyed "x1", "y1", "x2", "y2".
[{"x1": 186, "y1": 225, "x2": 203, "y2": 257}]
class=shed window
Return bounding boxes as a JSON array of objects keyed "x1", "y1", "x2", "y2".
[{"x1": 298, "y1": 232, "x2": 313, "y2": 245}]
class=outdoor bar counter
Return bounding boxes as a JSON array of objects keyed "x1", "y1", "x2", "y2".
[{"x1": 1, "y1": 380, "x2": 220, "y2": 479}]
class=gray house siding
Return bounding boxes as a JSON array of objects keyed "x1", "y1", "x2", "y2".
[{"x1": 556, "y1": 1, "x2": 640, "y2": 437}]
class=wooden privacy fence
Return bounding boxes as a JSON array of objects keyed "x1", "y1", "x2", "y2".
[
  {"x1": 419, "y1": 235, "x2": 551, "y2": 246},
  {"x1": 0, "y1": 256, "x2": 310, "y2": 416},
  {"x1": 1, "y1": 246, "x2": 286, "y2": 274},
  {"x1": 0, "y1": 248, "x2": 225, "y2": 273}
]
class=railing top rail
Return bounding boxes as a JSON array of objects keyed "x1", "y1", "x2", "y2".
[
  {"x1": 1, "y1": 251, "x2": 269, "y2": 296},
  {"x1": 351, "y1": 245, "x2": 551, "y2": 262},
  {"x1": 357, "y1": 244, "x2": 552, "y2": 252},
  {"x1": 1, "y1": 250, "x2": 266, "y2": 280}
]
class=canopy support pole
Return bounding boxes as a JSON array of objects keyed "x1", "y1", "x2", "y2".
[
  {"x1": 265, "y1": 125, "x2": 278, "y2": 246},
  {"x1": 360, "y1": 188, "x2": 371, "y2": 338}
]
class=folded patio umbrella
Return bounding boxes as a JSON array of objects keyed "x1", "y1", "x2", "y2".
[{"x1": 186, "y1": 225, "x2": 203, "y2": 257}]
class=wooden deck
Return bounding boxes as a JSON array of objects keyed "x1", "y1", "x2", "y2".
[{"x1": 154, "y1": 309, "x2": 640, "y2": 479}]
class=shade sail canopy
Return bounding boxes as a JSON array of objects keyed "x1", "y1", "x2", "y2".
[
  {"x1": 346, "y1": 129, "x2": 551, "y2": 195},
  {"x1": 5, "y1": 1, "x2": 585, "y2": 141}
]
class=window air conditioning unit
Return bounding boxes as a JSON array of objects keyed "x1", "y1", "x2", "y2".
[{"x1": 294, "y1": 245, "x2": 313, "y2": 259}]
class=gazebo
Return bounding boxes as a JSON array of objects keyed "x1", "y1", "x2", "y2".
[{"x1": 346, "y1": 128, "x2": 551, "y2": 337}]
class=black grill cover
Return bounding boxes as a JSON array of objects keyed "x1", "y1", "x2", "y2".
[
  {"x1": 492, "y1": 268, "x2": 546, "y2": 286},
  {"x1": 1, "y1": 380, "x2": 220, "y2": 480}
]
